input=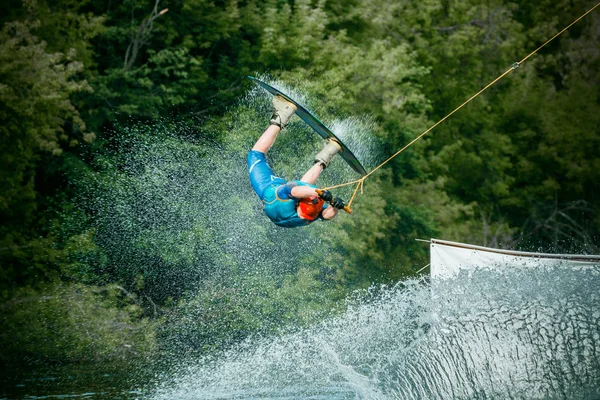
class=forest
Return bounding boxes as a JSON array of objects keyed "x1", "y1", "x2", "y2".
[{"x1": 1, "y1": 0, "x2": 598, "y2": 367}]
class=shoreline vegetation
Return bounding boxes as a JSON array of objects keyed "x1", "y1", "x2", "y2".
[{"x1": 1, "y1": 0, "x2": 598, "y2": 367}]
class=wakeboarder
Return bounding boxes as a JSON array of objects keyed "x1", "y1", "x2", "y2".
[{"x1": 248, "y1": 96, "x2": 346, "y2": 227}]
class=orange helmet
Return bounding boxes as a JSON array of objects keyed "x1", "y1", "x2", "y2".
[{"x1": 298, "y1": 196, "x2": 325, "y2": 220}]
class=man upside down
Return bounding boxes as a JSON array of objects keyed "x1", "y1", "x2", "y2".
[{"x1": 248, "y1": 95, "x2": 346, "y2": 227}]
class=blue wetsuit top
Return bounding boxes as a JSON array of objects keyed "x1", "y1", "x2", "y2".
[
  {"x1": 247, "y1": 150, "x2": 327, "y2": 228},
  {"x1": 262, "y1": 180, "x2": 328, "y2": 228}
]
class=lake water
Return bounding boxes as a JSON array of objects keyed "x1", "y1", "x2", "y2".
[
  {"x1": 152, "y1": 265, "x2": 600, "y2": 399},
  {"x1": 0, "y1": 363, "x2": 154, "y2": 399},
  {"x1": 4, "y1": 265, "x2": 600, "y2": 399}
]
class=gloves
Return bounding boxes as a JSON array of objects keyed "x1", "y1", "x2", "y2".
[
  {"x1": 319, "y1": 190, "x2": 345, "y2": 209},
  {"x1": 331, "y1": 197, "x2": 346, "y2": 210},
  {"x1": 319, "y1": 190, "x2": 333, "y2": 202}
]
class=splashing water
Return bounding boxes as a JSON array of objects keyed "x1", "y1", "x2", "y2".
[
  {"x1": 77, "y1": 119, "x2": 326, "y2": 298},
  {"x1": 248, "y1": 75, "x2": 384, "y2": 172},
  {"x1": 330, "y1": 117, "x2": 383, "y2": 171},
  {"x1": 70, "y1": 105, "x2": 380, "y2": 356},
  {"x1": 151, "y1": 265, "x2": 600, "y2": 399},
  {"x1": 70, "y1": 87, "x2": 599, "y2": 399}
]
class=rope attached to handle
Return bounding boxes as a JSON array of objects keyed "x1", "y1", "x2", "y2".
[{"x1": 315, "y1": 189, "x2": 353, "y2": 214}]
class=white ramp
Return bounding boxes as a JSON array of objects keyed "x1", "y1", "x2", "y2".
[{"x1": 430, "y1": 238, "x2": 600, "y2": 279}]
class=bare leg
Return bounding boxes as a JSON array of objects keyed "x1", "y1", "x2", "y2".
[
  {"x1": 300, "y1": 163, "x2": 324, "y2": 184},
  {"x1": 252, "y1": 124, "x2": 281, "y2": 154}
]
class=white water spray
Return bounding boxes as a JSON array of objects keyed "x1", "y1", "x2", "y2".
[{"x1": 151, "y1": 266, "x2": 600, "y2": 399}]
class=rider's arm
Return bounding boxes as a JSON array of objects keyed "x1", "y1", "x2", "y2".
[
  {"x1": 277, "y1": 181, "x2": 318, "y2": 199},
  {"x1": 277, "y1": 182, "x2": 317, "y2": 200},
  {"x1": 321, "y1": 205, "x2": 339, "y2": 220},
  {"x1": 290, "y1": 185, "x2": 318, "y2": 199}
]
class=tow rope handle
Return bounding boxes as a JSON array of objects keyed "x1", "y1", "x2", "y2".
[{"x1": 316, "y1": 189, "x2": 352, "y2": 214}]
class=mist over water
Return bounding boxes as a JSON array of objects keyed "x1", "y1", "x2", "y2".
[{"x1": 152, "y1": 266, "x2": 600, "y2": 399}]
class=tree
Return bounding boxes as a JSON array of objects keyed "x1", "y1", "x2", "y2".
[{"x1": 0, "y1": 20, "x2": 95, "y2": 287}]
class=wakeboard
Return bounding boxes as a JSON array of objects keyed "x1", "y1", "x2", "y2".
[{"x1": 248, "y1": 76, "x2": 367, "y2": 176}]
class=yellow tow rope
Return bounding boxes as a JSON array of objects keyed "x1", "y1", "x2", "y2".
[{"x1": 321, "y1": 2, "x2": 600, "y2": 212}]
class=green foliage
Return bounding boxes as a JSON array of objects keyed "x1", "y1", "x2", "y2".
[
  {"x1": 17, "y1": 0, "x2": 106, "y2": 65},
  {"x1": 0, "y1": 19, "x2": 96, "y2": 286},
  {"x1": 1, "y1": 0, "x2": 599, "y2": 366},
  {"x1": 0, "y1": 19, "x2": 92, "y2": 194},
  {"x1": 0, "y1": 282, "x2": 158, "y2": 364},
  {"x1": 93, "y1": 47, "x2": 206, "y2": 117},
  {"x1": 311, "y1": 175, "x2": 434, "y2": 287},
  {"x1": 161, "y1": 268, "x2": 344, "y2": 355},
  {"x1": 350, "y1": 0, "x2": 600, "y2": 250}
]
